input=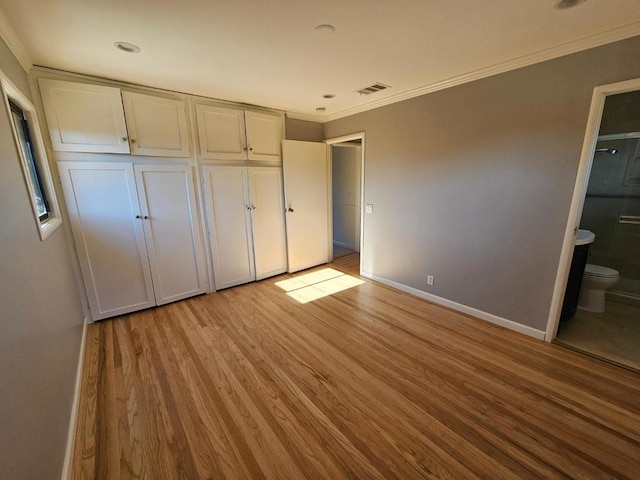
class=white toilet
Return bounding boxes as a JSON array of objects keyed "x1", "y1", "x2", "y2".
[{"x1": 578, "y1": 264, "x2": 620, "y2": 313}]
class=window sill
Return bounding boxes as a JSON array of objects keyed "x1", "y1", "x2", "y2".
[{"x1": 40, "y1": 216, "x2": 62, "y2": 241}]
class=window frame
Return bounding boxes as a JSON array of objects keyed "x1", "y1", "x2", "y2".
[{"x1": 2, "y1": 77, "x2": 62, "y2": 240}]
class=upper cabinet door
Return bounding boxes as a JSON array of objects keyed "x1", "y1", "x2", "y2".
[
  {"x1": 39, "y1": 78, "x2": 130, "y2": 154},
  {"x1": 122, "y1": 92, "x2": 191, "y2": 157},
  {"x1": 195, "y1": 105, "x2": 247, "y2": 160},
  {"x1": 245, "y1": 111, "x2": 284, "y2": 162}
]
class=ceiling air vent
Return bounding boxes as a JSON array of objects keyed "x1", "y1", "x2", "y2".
[{"x1": 356, "y1": 82, "x2": 390, "y2": 95}]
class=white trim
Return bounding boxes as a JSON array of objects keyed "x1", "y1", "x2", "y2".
[
  {"x1": 288, "y1": 21, "x2": 640, "y2": 123},
  {"x1": 325, "y1": 132, "x2": 366, "y2": 274},
  {"x1": 545, "y1": 77, "x2": 640, "y2": 342},
  {"x1": 0, "y1": 8, "x2": 32, "y2": 72},
  {"x1": 363, "y1": 272, "x2": 546, "y2": 340},
  {"x1": 1, "y1": 75, "x2": 63, "y2": 240},
  {"x1": 61, "y1": 319, "x2": 88, "y2": 480},
  {"x1": 598, "y1": 131, "x2": 640, "y2": 141}
]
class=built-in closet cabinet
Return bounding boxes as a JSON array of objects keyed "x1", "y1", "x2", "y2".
[
  {"x1": 58, "y1": 162, "x2": 207, "y2": 320},
  {"x1": 202, "y1": 166, "x2": 287, "y2": 289},
  {"x1": 39, "y1": 78, "x2": 190, "y2": 156},
  {"x1": 195, "y1": 104, "x2": 283, "y2": 162}
]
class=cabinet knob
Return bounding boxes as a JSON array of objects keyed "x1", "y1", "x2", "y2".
[
  {"x1": 246, "y1": 205, "x2": 251, "y2": 210},
  {"x1": 131, "y1": 139, "x2": 137, "y2": 144},
  {"x1": 287, "y1": 207, "x2": 294, "y2": 213},
  {"x1": 122, "y1": 137, "x2": 128, "y2": 142},
  {"x1": 249, "y1": 147, "x2": 253, "y2": 151},
  {"x1": 252, "y1": 205, "x2": 256, "y2": 210},
  {"x1": 135, "y1": 214, "x2": 142, "y2": 219},
  {"x1": 143, "y1": 215, "x2": 149, "y2": 219}
]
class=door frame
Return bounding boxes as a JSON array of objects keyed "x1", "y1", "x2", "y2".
[
  {"x1": 545, "y1": 77, "x2": 640, "y2": 342},
  {"x1": 325, "y1": 132, "x2": 366, "y2": 275}
]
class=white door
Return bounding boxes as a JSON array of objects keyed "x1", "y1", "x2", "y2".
[
  {"x1": 134, "y1": 165, "x2": 207, "y2": 305},
  {"x1": 58, "y1": 162, "x2": 154, "y2": 320},
  {"x1": 245, "y1": 111, "x2": 283, "y2": 162},
  {"x1": 282, "y1": 140, "x2": 330, "y2": 272},
  {"x1": 122, "y1": 92, "x2": 191, "y2": 157},
  {"x1": 202, "y1": 166, "x2": 256, "y2": 289},
  {"x1": 249, "y1": 167, "x2": 288, "y2": 279},
  {"x1": 39, "y1": 79, "x2": 130, "y2": 154},
  {"x1": 195, "y1": 105, "x2": 247, "y2": 160}
]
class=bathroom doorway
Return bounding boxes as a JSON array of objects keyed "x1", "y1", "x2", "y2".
[{"x1": 548, "y1": 79, "x2": 640, "y2": 371}]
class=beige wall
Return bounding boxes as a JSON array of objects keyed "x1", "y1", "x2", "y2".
[
  {"x1": 0, "y1": 40, "x2": 84, "y2": 478},
  {"x1": 285, "y1": 117, "x2": 324, "y2": 142},
  {"x1": 324, "y1": 36, "x2": 640, "y2": 332}
]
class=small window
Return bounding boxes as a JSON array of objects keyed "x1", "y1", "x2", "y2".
[
  {"x1": 2, "y1": 77, "x2": 62, "y2": 240},
  {"x1": 9, "y1": 101, "x2": 50, "y2": 222}
]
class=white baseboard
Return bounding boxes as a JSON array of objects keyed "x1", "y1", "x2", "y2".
[
  {"x1": 61, "y1": 319, "x2": 88, "y2": 480},
  {"x1": 361, "y1": 272, "x2": 546, "y2": 340},
  {"x1": 333, "y1": 241, "x2": 356, "y2": 250}
]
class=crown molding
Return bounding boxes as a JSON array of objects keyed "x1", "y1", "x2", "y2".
[
  {"x1": 288, "y1": 22, "x2": 640, "y2": 124},
  {"x1": 0, "y1": 7, "x2": 32, "y2": 72}
]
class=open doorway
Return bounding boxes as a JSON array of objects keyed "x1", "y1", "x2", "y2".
[
  {"x1": 326, "y1": 133, "x2": 365, "y2": 272},
  {"x1": 330, "y1": 141, "x2": 361, "y2": 257},
  {"x1": 546, "y1": 78, "x2": 640, "y2": 371}
]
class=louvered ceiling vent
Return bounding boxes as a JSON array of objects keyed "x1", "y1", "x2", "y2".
[{"x1": 356, "y1": 83, "x2": 390, "y2": 95}]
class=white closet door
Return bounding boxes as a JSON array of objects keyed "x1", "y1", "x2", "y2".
[
  {"x1": 122, "y1": 92, "x2": 191, "y2": 157},
  {"x1": 39, "y1": 79, "x2": 130, "y2": 154},
  {"x1": 195, "y1": 105, "x2": 247, "y2": 160},
  {"x1": 249, "y1": 167, "x2": 288, "y2": 280},
  {"x1": 282, "y1": 140, "x2": 330, "y2": 273},
  {"x1": 245, "y1": 111, "x2": 283, "y2": 162},
  {"x1": 202, "y1": 166, "x2": 256, "y2": 289},
  {"x1": 58, "y1": 162, "x2": 154, "y2": 320},
  {"x1": 134, "y1": 165, "x2": 207, "y2": 305}
]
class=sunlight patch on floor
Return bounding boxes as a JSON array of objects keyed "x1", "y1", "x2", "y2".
[{"x1": 275, "y1": 268, "x2": 364, "y2": 304}]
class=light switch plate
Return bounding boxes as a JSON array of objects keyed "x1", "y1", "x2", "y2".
[{"x1": 365, "y1": 204, "x2": 373, "y2": 214}]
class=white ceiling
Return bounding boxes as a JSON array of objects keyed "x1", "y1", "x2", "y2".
[{"x1": 1, "y1": 0, "x2": 640, "y2": 122}]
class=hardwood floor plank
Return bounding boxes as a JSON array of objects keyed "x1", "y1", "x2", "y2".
[{"x1": 71, "y1": 253, "x2": 640, "y2": 479}]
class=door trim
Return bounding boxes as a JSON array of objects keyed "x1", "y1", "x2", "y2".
[
  {"x1": 545, "y1": 77, "x2": 640, "y2": 342},
  {"x1": 325, "y1": 132, "x2": 366, "y2": 275}
]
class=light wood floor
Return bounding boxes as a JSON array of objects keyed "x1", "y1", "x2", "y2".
[{"x1": 72, "y1": 253, "x2": 640, "y2": 479}]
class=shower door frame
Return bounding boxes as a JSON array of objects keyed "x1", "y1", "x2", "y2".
[{"x1": 546, "y1": 77, "x2": 640, "y2": 342}]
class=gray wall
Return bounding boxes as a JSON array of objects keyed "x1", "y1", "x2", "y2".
[
  {"x1": 285, "y1": 116, "x2": 324, "y2": 142},
  {"x1": 324, "y1": 36, "x2": 640, "y2": 332},
  {"x1": 0, "y1": 39, "x2": 84, "y2": 478}
]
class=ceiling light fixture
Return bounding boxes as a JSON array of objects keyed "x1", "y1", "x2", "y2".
[
  {"x1": 114, "y1": 41, "x2": 141, "y2": 53},
  {"x1": 316, "y1": 107, "x2": 326, "y2": 113},
  {"x1": 314, "y1": 24, "x2": 336, "y2": 34},
  {"x1": 554, "y1": 0, "x2": 587, "y2": 9},
  {"x1": 323, "y1": 94, "x2": 335, "y2": 99}
]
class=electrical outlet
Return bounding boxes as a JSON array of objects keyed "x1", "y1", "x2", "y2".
[
  {"x1": 427, "y1": 275, "x2": 434, "y2": 286},
  {"x1": 365, "y1": 204, "x2": 373, "y2": 214}
]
